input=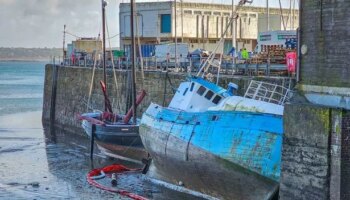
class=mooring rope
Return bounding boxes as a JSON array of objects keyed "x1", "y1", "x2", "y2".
[{"x1": 87, "y1": 164, "x2": 147, "y2": 200}]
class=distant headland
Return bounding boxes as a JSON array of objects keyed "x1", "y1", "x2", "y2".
[{"x1": 0, "y1": 47, "x2": 62, "y2": 61}]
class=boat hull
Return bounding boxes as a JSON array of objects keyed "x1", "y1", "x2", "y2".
[
  {"x1": 140, "y1": 103, "x2": 283, "y2": 199},
  {"x1": 81, "y1": 113, "x2": 147, "y2": 162}
]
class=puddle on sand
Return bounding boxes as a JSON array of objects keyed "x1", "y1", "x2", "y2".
[{"x1": 0, "y1": 112, "x2": 205, "y2": 200}]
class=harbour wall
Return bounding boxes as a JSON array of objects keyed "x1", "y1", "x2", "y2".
[
  {"x1": 279, "y1": 1, "x2": 350, "y2": 199},
  {"x1": 299, "y1": 1, "x2": 350, "y2": 88},
  {"x1": 42, "y1": 65, "x2": 293, "y2": 136},
  {"x1": 280, "y1": 105, "x2": 350, "y2": 199}
]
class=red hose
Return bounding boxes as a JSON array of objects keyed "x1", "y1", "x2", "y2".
[{"x1": 86, "y1": 164, "x2": 148, "y2": 200}]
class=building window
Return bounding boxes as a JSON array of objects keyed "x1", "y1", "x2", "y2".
[
  {"x1": 205, "y1": 90, "x2": 214, "y2": 100},
  {"x1": 204, "y1": 11, "x2": 211, "y2": 15},
  {"x1": 194, "y1": 11, "x2": 202, "y2": 15},
  {"x1": 184, "y1": 10, "x2": 192, "y2": 14},
  {"x1": 197, "y1": 86, "x2": 206, "y2": 96},
  {"x1": 213, "y1": 12, "x2": 221, "y2": 16},
  {"x1": 249, "y1": 14, "x2": 257, "y2": 18},
  {"x1": 160, "y1": 14, "x2": 171, "y2": 33}
]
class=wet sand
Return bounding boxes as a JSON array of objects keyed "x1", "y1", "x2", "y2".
[{"x1": 0, "y1": 111, "x2": 204, "y2": 200}]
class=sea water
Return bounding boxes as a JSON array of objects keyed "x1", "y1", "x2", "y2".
[
  {"x1": 0, "y1": 61, "x2": 118, "y2": 199},
  {"x1": 0, "y1": 61, "x2": 44, "y2": 116},
  {"x1": 0, "y1": 61, "x2": 203, "y2": 200}
]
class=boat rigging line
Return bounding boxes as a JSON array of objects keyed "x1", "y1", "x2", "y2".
[
  {"x1": 87, "y1": 34, "x2": 101, "y2": 111},
  {"x1": 196, "y1": 0, "x2": 252, "y2": 83},
  {"x1": 106, "y1": 15, "x2": 122, "y2": 111},
  {"x1": 130, "y1": 0, "x2": 137, "y2": 125},
  {"x1": 134, "y1": 1, "x2": 145, "y2": 85}
]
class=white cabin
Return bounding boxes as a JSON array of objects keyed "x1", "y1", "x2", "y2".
[{"x1": 168, "y1": 77, "x2": 236, "y2": 112}]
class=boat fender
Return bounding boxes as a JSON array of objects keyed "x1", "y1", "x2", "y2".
[
  {"x1": 111, "y1": 173, "x2": 117, "y2": 186},
  {"x1": 91, "y1": 170, "x2": 106, "y2": 180},
  {"x1": 178, "y1": 181, "x2": 184, "y2": 186}
]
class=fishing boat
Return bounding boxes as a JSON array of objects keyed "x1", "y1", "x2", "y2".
[
  {"x1": 139, "y1": 1, "x2": 291, "y2": 198},
  {"x1": 140, "y1": 77, "x2": 289, "y2": 199},
  {"x1": 79, "y1": 0, "x2": 147, "y2": 162}
]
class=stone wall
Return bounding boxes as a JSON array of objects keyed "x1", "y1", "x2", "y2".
[
  {"x1": 341, "y1": 112, "x2": 350, "y2": 199},
  {"x1": 43, "y1": 64, "x2": 293, "y2": 136},
  {"x1": 300, "y1": 1, "x2": 350, "y2": 87},
  {"x1": 43, "y1": 65, "x2": 184, "y2": 135},
  {"x1": 280, "y1": 104, "x2": 350, "y2": 200},
  {"x1": 280, "y1": 1, "x2": 350, "y2": 199}
]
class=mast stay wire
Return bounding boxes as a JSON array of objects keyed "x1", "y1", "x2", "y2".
[
  {"x1": 87, "y1": 8, "x2": 103, "y2": 111},
  {"x1": 87, "y1": 34, "x2": 101, "y2": 112},
  {"x1": 106, "y1": 3, "x2": 122, "y2": 112},
  {"x1": 134, "y1": 0, "x2": 145, "y2": 86},
  {"x1": 196, "y1": 0, "x2": 249, "y2": 80}
]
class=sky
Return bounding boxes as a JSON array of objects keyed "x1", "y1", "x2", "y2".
[{"x1": 0, "y1": 0, "x2": 296, "y2": 48}]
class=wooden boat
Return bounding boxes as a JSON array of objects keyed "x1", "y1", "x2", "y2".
[
  {"x1": 140, "y1": 77, "x2": 289, "y2": 199},
  {"x1": 80, "y1": 112, "x2": 147, "y2": 162},
  {"x1": 79, "y1": 0, "x2": 146, "y2": 163}
]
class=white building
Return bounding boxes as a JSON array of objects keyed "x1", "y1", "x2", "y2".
[{"x1": 119, "y1": 1, "x2": 299, "y2": 54}]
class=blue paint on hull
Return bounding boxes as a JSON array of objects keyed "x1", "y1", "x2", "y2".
[{"x1": 140, "y1": 104, "x2": 283, "y2": 182}]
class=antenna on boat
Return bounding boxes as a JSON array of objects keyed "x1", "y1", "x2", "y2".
[
  {"x1": 131, "y1": 0, "x2": 137, "y2": 124},
  {"x1": 102, "y1": 0, "x2": 108, "y2": 112},
  {"x1": 196, "y1": 0, "x2": 253, "y2": 84}
]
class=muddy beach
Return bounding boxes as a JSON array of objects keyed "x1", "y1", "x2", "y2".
[{"x1": 0, "y1": 111, "x2": 207, "y2": 200}]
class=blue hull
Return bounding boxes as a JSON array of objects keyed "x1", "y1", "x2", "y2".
[{"x1": 140, "y1": 103, "x2": 283, "y2": 199}]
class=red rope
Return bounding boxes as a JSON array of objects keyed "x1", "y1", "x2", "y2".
[{"x1": 86, "y1": 164, "x2": 148, "y2": 200}]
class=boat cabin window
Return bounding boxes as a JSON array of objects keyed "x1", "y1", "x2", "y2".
[
  {"x1": 183, "y1": 88, "x2": 189, "y2": 96},
  {"x1": 197, "y1": 86, "x2": 206, "y2": 96},
  {"x1": 204, "y1": 90, "x2": 214, "y2": 100},
  {"x1": 190, "y1": 83, "x2": 195, "y2": 92},
  {"x1": 212, "y1": 95, "x2": 222, "y2": 104}
]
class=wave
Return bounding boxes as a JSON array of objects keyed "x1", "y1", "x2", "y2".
[
  {"x1": 0, "y1": 93, "x2": 43, "y2": 99},
  {"x1": 0, "y1": 79, "x2": 44, "y2": 85}
]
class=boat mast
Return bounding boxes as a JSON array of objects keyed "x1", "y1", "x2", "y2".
[
  {"x1": 102, "y1": 0, "x2": 107, "y2": 112},
  {"x1": 232, "y1": 0, "x2": 236, "y2": 69},
  {"x1": 180, "y1": 0, "x2": 183, "y2": 43},
  {"x1": 131, "y1": 0, "x2": 137, "y2": 124},
  {"x1": 174, "y1": 0, "x2": 178, "y2": 70},
  {"x1": 63, "y1": 24, "x2": 66, "y2": 61}
]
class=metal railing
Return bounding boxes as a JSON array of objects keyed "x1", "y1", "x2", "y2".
[
  {"x1": 49, "y1": 56, "x2": 295, "y2": 78},
  {"x1": 244, "y1": 80, "x2": 292, "y2": 105}
]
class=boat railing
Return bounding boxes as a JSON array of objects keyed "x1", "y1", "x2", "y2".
[{"x1": 244, "y1": 80, "x2": 292, "y2": 105}]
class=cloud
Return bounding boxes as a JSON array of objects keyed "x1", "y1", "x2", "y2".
[
  {"x1": 0, "y1": 0, "x2": 294, "y2": 48},
  {"x1": 0, "y1": 0, "x2": 119, "y2": 48}
]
